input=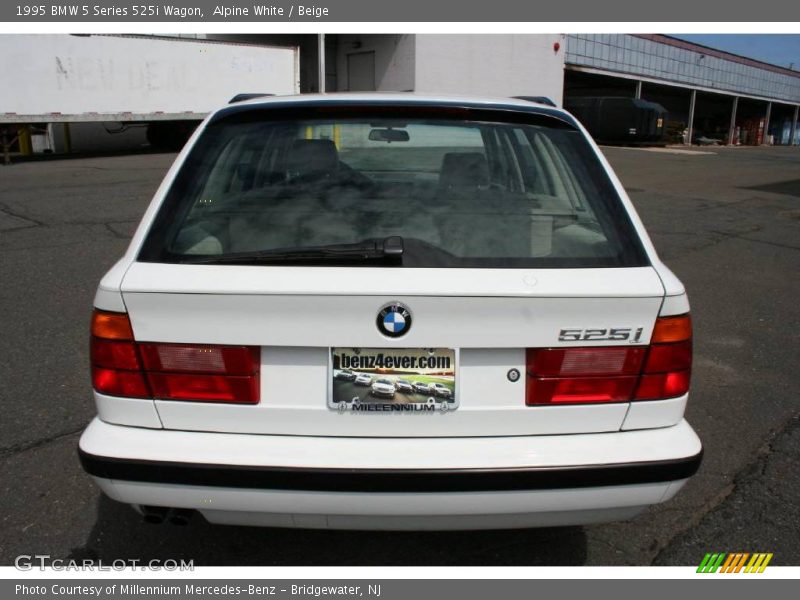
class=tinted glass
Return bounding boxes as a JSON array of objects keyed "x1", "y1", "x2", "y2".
[{"x1": 140, "y1": 111, "x2": 647, "y2": 268}]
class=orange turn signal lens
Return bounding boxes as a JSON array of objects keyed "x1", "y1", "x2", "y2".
[
  {"x1": 91, "y1": 310, "x2": 134, "y2": 340},
  {"x1": 652, "y1": 314, "x2": 692, "y2": 343}
]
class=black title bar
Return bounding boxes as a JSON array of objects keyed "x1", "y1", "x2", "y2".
[{"x1": 3, "y1": 1, "x2": 800, "y2": 22}]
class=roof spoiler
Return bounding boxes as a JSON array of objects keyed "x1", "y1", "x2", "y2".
[
  {"x1": 512, "y1": 96, "x2": 557, "y2": 107},
  {"x1": 228, "y1": 93, "x2": 275, "y2": 104}
]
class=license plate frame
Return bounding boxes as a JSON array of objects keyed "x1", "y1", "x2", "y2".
[{"x1": 328, "y1": 347, "x2": 458, "y2": 413}]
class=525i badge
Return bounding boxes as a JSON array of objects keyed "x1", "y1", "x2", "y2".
[{"x1": 558, "y1": 327, "x2": 645, "y2": 343}]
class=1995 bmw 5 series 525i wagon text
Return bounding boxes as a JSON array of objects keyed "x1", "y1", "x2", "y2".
[{"x1": 78, "y1": 93, "x2": 702, "y2": 530}]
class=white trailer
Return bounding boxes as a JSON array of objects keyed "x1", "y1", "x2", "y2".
[{"x1": 0, "y1": 35, "x2": 300, "y2": 155}]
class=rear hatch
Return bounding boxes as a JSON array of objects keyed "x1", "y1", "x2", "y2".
[
  {"x1": 109, "y1": 99, "x2": 676, "y2": 438},
  {"x1": 119, "y1": 263, "x2": 665, "y2": 437}
]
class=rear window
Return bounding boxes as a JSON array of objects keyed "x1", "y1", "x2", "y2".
[{"x1": 139, "y1": 107, "x2": 648, "y2": 268}]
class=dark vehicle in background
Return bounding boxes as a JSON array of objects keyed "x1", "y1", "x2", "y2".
[
  {"x1": 565, "y1": 97, "x2": 668, "y2": 144},
  {"x1": 412, "y1": 382, "x2": 432, "y2": 395},
  {"x1": 395, "y1": 379, "x2": 414, "y2": 393}
]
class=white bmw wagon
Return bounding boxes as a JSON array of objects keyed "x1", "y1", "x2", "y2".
[{"x1": 79, "y1": 93, "x2": 702, "y2": 530}]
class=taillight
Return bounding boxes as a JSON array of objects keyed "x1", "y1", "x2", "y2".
[
  {"x1": 90, "y1": 310, "x2": 260, "y2": 404},
  {"x1": 526, "y1": 314, "x2": 691, "y2": 405},
  {"x1": 138, "y1": 344, "x2": 259, "y2": 375},
  {"x1": 91, "y1": 310, "x2": 135, "y2": 340},
  {"x1": 139, "y1": 343, "x2": 260, "y2": 403},
  {"x1": 651, "y1": 314, "x2": 692, "y2": 343},
  {"x1": 92, "y1": 367, "x2": 151, "y2": 398},
  {"x1": 91, "y1": 311, "x2": 149, "y2": 399},
  {"x1": 635, "y1": 314, "x2": 691, "y2": 401}
]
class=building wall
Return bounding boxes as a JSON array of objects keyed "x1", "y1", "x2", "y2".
[
  {"x1": 0, "y1": 34, "x2": 299, "y2": 116},
  {"x1": 335, "y1": 34, "x2": 415, "y2": 92},
  {"x1": 414, "y1": 35, "x2": 566, "y2": 105},
  {"x1": 566, "y1": 34, "x2": 800, "y2": 104},
  {"x1": 207, "y1": 34, "x2": 324, "y2": 93}
]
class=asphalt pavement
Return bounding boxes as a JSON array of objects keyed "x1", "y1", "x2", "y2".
[{"x1": 0, "y1": 145, "x2": 798, "y2": 566}]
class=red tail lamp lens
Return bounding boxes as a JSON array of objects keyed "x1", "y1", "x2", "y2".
[
  {"x1": 644, "y1": 341, "x2": 692, "y2": 373},
  {"x1": 527, "y1": 376, "x2": 638, "y2": 405},
  {"x1": 147, "y1": 373, "x2": 260, "y2": 403},
  {"x1": 89, "y1": 309, "x2": 260, "y2": 403},
  {"x1": 90, "y1": 338, "x2": 141, "y2": 371},
  {"x1": 526, "y1": 347, "x2": 646, "y2": 405},
  {"x1": 90, "y1": 311, "x2": 149, "y2": 397},
  {"x1": 525, "y1": 314, "x2": 692, "y2": 405},
  {"x1": 91, "y1": 367, "x2": 150, "y2": 398},
  {"x1": 635, "y1": 371, "x2": 691, "y2": 400},
  {"x1": 528, "y1": 347, "x2": 646, "y2": 377},
  {"x1": 138, "y1": 344, "x2": 259, "y2": 375}
]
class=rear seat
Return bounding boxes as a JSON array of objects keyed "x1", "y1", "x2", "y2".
[{"x1": 436, "y1": 152, "x2": 536, "y2": 257}]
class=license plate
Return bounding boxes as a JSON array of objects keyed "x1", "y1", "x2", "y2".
[{"x1": 329, "y1": 348, "x2": 457, "y2": 412}]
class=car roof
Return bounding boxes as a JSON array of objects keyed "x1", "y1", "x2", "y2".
[{"x1": 208, "y1": 92, "x2": 578, "y2": 129}]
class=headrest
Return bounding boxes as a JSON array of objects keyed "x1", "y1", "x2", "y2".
[
  {"x1": 286, "y1": 139, "x2": 339, "y2": 180},
  {"x1": 439, "y1": 152, "x2": 490, "y2": 188}
]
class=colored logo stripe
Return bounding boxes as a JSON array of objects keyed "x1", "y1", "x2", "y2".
[
  {"x1": 697, "y1": 553, "x2": 726, "y2": 573},
  {"x1": 745, "y1": 553, "x2": 773, "y2": 573},
  {"x1": 697, "y1": 552, "x2": 773, "y2": 573},
  {"x1": 720, "y1": 553, "x2": 749, "y2": 573}
]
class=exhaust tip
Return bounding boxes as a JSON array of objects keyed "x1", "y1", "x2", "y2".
[
  {"x1": 168, "y1": 508, "x2": 195, "y2": 526},
  {"x1": 141, "y1": 505, "x2": 169, "y2": 525}
]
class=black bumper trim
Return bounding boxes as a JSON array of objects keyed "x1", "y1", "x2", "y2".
[{"x1": 78, "y1": 447, "x2": 702, "y2": 493}]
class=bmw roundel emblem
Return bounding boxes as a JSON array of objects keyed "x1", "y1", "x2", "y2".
[{"x1": 377, "y1": 302, "x2": 412, "y2": 338}]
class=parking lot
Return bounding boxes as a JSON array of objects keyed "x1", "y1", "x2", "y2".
[{"x1": 0, "y1": 145, "x2": 798, "y2": 566}]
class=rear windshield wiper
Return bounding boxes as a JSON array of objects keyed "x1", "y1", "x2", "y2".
[{"x1": 180, "y1": 236, "x2": 404, "y2": 265}]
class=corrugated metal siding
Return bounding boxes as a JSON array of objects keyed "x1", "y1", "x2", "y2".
[{"x1": 566, "y1": 34, "x2": 800, "y2": 104}]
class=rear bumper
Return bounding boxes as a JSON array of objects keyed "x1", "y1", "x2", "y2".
[
  {"x1": 78, "y1": 417, "x2": 702, "y2": 530},
  {"x1": 79, "y1": 449, "x2": 701, "y2": 493}
]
